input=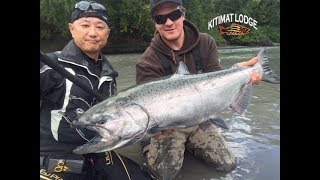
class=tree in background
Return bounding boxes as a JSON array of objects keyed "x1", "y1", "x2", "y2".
[
  {"x1": 40, "y1": 0, "x2": 77, "y2": 40},
  {"x1": 40, "y1": 0, "x2": 280, "y2": 52},
  {"x1": 184, "y1": 0, "x2": 228, "y2": 45},
  {"x1": 106, "y1": 0, "x2": 154, "y2": 51},
  {"x1": 212, "y1": 0, "x2": 279, "y2": 45}
]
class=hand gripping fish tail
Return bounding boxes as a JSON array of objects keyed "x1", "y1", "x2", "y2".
[
  {"x1": 71, "y1": 48, "x2": 280, "y2": 155},
  {"x1": 229, "y1": 48, "x2": 279, "y2": 116},
  {"x1": 257, "y1": 48, "x2": 280, "y2": 84}
]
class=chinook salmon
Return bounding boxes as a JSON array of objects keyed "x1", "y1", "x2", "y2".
[{"x1": 72, "y1": 48, "x2": 280, "y2": 154}]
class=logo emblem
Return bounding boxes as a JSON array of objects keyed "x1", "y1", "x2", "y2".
[
  {"x1": 54, "y1": 160, "x2": 69, "y2": 172},
  {"x1": 219, "y1": 23, "x2": 251, "y2": 36}
]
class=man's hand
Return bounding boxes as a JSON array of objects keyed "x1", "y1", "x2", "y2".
[
  {"x1": 237, "y1": 57, "x2": 262, "y2": 85},
  {"x1": 237, "y1": 57, "x2": 258, "y2": 67},
  {"x1": 250, "y1": 71, "x2": 262, "y2": 85}
]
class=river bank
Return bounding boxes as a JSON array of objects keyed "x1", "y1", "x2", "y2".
[
  {"x1": 40, "y1": 38, "x2": 279, "y2": 54},
  {"x1": 40, "y1": 38, "x2": 149, "y2": 54}
]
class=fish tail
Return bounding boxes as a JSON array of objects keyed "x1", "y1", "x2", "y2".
[
  {"x1": 230, "y1": 83, "x2": 253, "y2": 115},
  {"x1": 257, "y1": 48, "x2": 280, "y2": 84}
]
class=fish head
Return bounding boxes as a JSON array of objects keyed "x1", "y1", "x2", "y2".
[{"x1": 72, "y1": 102, "x2": 149, "y2": 154}]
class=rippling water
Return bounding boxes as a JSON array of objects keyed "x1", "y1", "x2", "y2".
[{"x1": 107, "y1": 46, "x2": 280, "y2": 180}]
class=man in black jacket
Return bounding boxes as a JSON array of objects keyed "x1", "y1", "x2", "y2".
[{"x1": 40, "y1": 1, "x2": 151, "y2": 179}]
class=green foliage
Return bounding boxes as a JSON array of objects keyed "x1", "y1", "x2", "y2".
[
  {"x1": 184, "y1": 0, "x2": 207, "y2": 32},
  {"x1": 40, "y1": 0, "x2": 280, "y2": 50},
  {"x1": 40, "y1": 0, "x2": 77, "y2": 40},
  {"x1": 256, "y1": 0, "x2": 280, "y2": 27},
  {"x1": 117, "y1": 0, "x2": 154, "y2": 39}
]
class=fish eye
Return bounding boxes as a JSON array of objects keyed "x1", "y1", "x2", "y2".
[
  {"x1": 97, "y1": 115, "x2": 112, "y2": 124},
  {"x1": 98, "y1": 120, "x2": 105, "y2": 125}
]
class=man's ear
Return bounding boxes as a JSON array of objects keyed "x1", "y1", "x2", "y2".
[
  {"x1": 182, "y1": 11, "x2": 186, "y2": 19},
  {"x1": 68, "y1": 23, "x2": 73, "y2": 31},
  {"x1": 68, "y1": 23, "x2": 75, "y2": 39},
  {"x1": 181, "y1": 8, "x2": 186, "y2": 18}
]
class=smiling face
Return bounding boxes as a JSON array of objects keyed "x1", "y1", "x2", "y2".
[
  {"x1": 153, "y1": 2, "x2": 185, "y2": 49},
  {"x1": 69, "y1": 17, "x2": 110, "y2": 59}
]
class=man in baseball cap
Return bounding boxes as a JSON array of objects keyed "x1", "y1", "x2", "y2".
[{"x1": 137, "y1": 0, "x2": 262, "y2": 179}]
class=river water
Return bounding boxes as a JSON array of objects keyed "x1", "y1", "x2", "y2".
[{"x1": 107, "y1": 46, "x2": 280, "y2": 180}]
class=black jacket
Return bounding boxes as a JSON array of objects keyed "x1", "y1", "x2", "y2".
[{"x1": 40, "y1": 40, "x2": 118, "y2": 155}]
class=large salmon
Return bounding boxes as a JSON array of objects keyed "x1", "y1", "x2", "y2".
[{"x1": 72, "y1": 48, "x2": 280, "y2": 154}]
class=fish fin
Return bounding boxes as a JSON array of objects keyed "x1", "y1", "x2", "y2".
[
  {"x1": 174, "y1": 61, "x2": 191, "y2": 75},
  {"x1": 208, "y1": 117, "x2": 230, "y2": 130},
  {"x1": 230, "y1": 83, "x2": 253, "y2": 115},
  {"x1": 257, "y1": 48, "x2": 280, "y2": 84}
]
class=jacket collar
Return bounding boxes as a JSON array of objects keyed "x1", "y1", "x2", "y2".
[{"x1": 58, "y1": 40, "x2": 117, "y2": 78}]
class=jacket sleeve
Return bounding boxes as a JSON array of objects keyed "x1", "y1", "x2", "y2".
[
  {"x1": 40, "y1": 62, "x2": 64, "y2": 99},
  {"x1": 200, "y1": 33, "x2": 223, "y2": 72}
]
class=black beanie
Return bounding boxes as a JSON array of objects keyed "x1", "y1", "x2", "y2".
[{"x1": 70, "y1": 1, "x2": 108, "y2": 24}]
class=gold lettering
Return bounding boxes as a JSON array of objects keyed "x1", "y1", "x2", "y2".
[
  {"x1": 40, "y1": 174, "x2": 52, "y2": 180},
  {"x1": 40, "y1": 169, "x2": 51, "y2": 176},
  {"x1": 50, "y1": 173, "x2": 63, "y2": 180},
  {"x1": 40, "y1": 168, "x2": 63, "y2": 180}
]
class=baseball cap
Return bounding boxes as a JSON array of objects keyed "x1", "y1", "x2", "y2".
[
  {"x1": 150, "y1": 0, "x2": 183, "y2": 15},
  {"x1": 70, "y1": 1, "x2": 108, "y2": 24}
]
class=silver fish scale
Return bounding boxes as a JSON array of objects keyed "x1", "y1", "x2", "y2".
[{"x1": 119, "y1": 67, "x2": 253, "y2": 132}]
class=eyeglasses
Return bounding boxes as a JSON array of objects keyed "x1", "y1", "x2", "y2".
[
  {"x1": 74, "y1": 1, "x2": 106, "y2": 11},
  {"x1": 153, "y1": 9, "x2": 183, "y2": 24}
]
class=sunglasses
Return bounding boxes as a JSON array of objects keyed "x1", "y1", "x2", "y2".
[
  {"x1": 74, "y1": 1, "x2": 106, "y2": 11},
  {"x1": 153, "y1": 9, "x2": 183, "y2": 24}
]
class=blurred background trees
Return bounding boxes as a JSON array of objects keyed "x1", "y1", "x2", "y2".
[{"x1": 40, "y1": 0, "x2": 280, "y2": 53}]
